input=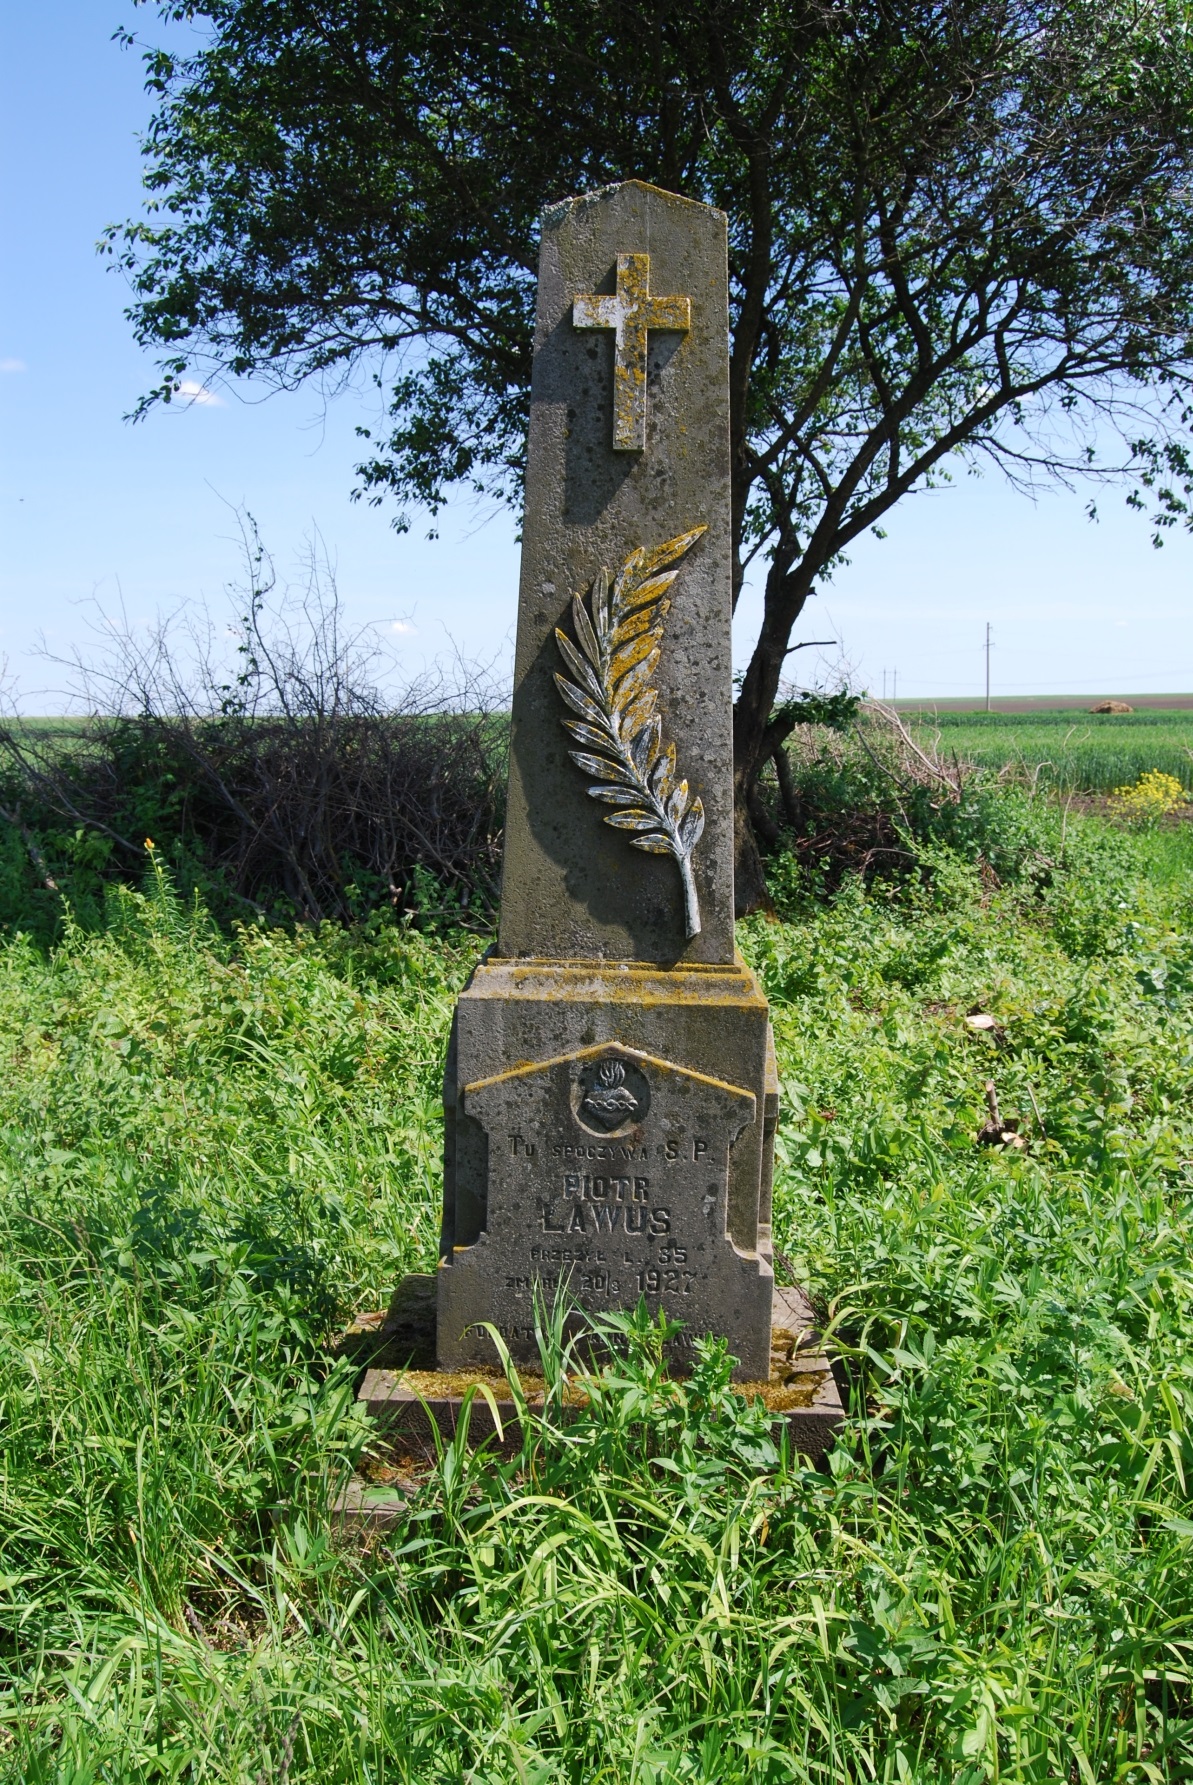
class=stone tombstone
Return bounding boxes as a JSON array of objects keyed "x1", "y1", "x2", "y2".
[{"x1": 438, "y1": 180, "x2": 776, "y2": 1379}]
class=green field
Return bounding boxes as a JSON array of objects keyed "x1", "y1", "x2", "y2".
[
  {"x1": 2, "y1": 799, "x2": 1193, "y2": 1781},
  {"x1": 903, "y1": 708, "x2": 1193, "y2": 795}
]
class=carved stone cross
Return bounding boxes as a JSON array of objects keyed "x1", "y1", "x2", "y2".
[{"x1": 573, "y1": 252, "x2": 691, "y2": 450}]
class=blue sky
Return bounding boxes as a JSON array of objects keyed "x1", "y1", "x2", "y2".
[{"x1": 4, "y1": 3, "x2": 1193, "y2": 709}]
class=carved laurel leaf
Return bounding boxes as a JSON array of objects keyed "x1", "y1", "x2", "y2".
[
  {"x1": 562, "y1": 719, "x2": 614, "y2": 753},
  {"x1": 616, "y1": 572, "x2": 681, "y2": 615},
  {"x1": 680, "y1": 800, "x2": 705, "y2": 853},
  {"x1": 591, "y1": 568, "x2": 612, "y2": 642},
  {"x1": 555, "y1": 631, "x2": 605, "y2": 705},
  {"x1": 572, "y1": 594, "x2": 602, "y2": 670},
  {"x1": 569, "y1": 750, "x2": 636, "y2": 784},
  {"x1": 612, "y1": 601, "x2": 667, "y2": 648},
  {"x1": 553, "y1": 524, "x2": 709, "y2": 938},
  {"x1": 665, "y1": 781, "x2": 689, "y2": 827},
  {"x1": 621, "y1": 693, "x2": 659, "y2": 745},
  {"x1": 553, "y1": 676, "x2": 605, "y2": 730},
  {"x1": 612, "y1": 654, "x2": 660, "y2": 712},
  {"x1": 588, "y1": 784, "x2": 643, "y2": 804},
  {"x1": 650, "y1": 744, "x2": 676, "y2": 803},
  {"x1": 612, "y1": 527, "x2": 706, "y2": 608},
  {"x1": 609, "y1": 631, "x2": 660, "y2": 684}
]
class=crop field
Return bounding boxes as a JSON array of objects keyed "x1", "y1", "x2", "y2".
[
  {"x1": 901, "y1": 707, "x2": 1193, "y2": 795},
  {"x1": 1, "y1": 790, "x2": 1192, "y2": 1781}
]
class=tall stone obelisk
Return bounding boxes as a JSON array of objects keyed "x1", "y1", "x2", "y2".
[{"x1": 437, "y1": 181, "x2": 776, "y2": 1378}]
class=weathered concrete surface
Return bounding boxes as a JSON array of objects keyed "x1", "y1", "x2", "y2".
[
  {"x1": 333, "y1": 1272, "x2": 438, "y2": 1372},
  {"x1": 332, "y1": 1476, "x2": 415, "y2": 1531},
  {"x1": 498, "y1": 180, "x2": 735, "y2": 966},
  {"x1": 438, "y1": 956, "x2": 776, "y2": 1378}
]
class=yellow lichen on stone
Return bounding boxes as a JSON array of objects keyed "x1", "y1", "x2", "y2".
[{"x1": 573, "y1": 252, "x2": 691, "y2": 450}]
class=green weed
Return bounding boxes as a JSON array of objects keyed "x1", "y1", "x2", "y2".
[{"x1": 1, "y1": 826, "x2": 1192, "y2": 1779}]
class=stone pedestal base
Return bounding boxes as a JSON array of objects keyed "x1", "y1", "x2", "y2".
[
  {"x1": 331, "y1": 1278, "x2": 844, "y2": 1526},
  {"x1": 437, "y1": 955, "x2": 777, "y2": 1380}
]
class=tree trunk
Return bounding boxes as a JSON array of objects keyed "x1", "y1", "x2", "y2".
[
  {"x1": 731, "y1": 562, "x2": 813, "y2": 916},
  {"x1": 732, "y1": 791, "x2": 773, "y2": 917},
  {"x1": 773, "y1": 743, "x2": 801, "y2": 830}
]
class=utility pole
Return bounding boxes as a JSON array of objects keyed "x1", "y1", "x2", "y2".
[
  {"x1": 984, "y1": 623, "x2": 992, "y2": 712},
  {"x1": 881, "y1": 668, "x2": 887, "y2": 701},
  {"x1": 892, "y1": 668, "x2": 898, "y2": 704}
]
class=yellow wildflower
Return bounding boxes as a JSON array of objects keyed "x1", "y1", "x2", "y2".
[{"x1": 1108, "y1": 770, "x2": 1186, "y2": 825}]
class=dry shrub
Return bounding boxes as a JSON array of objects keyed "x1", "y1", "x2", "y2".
[
  {"x1": 0, "y1": 520, "x2": 507, "y2": 927},
  {"x1": 752, "y1": 701, "x2": 975, "y2": 891}
]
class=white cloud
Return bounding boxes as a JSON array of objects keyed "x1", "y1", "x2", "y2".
[
  {"x1": 0, "y1": 357, "x2": 26, "y2": 374},
  {"x1": 173, "y1": 379, "x2": 223, "y2": 407},
  {"x1": 390, "y1": 619, "x2": 417, "y2": 635}
]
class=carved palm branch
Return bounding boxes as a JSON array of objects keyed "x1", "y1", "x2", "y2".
[{"x1": 553, "y1": 524, "x2": 707, "y2": 937}]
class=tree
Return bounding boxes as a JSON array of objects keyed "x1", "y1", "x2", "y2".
[{"x1": 114, "y1": 0, "x2": 1193, "y2": 909}]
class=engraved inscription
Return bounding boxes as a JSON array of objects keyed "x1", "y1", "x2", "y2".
[
  {"x1": 572, "y1": 252, "x2": 691, "y2": 451},
  {"x1": 554, "y1": 1142, "x2": 649, "y2": 1160},
  {"x1": 638, "y1": 1268, "x2": 695, "y2": 1295},
  {"x1": 563, "y1": 1172, "x2": 649, "y2": 1199},
  {"x1": 450, "y1": 1043, "x2": 758, "y2": 1370},
  {"x1": 517, "y1": 1093, "x2": 723, "y2": 1314},
  {"x1": 514, "y1": 1109, "x2": 726, "y2": 1310},
  {"x1": 538, "y1": 1200, "x2": 670, "y2": 1237},
  {"x1": 554, "y1": 529, "x2": 707, "y2": 937}
]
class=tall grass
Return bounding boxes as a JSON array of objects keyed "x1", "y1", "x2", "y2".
[{"x1": 2, "y1": 813, "x2": 1193, "y2": 1779}]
